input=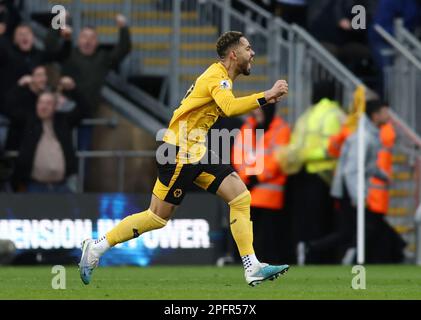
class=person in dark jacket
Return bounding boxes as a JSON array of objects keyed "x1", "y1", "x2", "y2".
[
  {"x1": 307, "y1": 0, "x2": 353, "y2": 50},
  {"x1": 11, "y1": 90, "x2": 86, "y2": 192},
  {"x1": 1, "y1": 65, "x2": 49, "y2": 150},
  {"x1": 0, "y1": 24, "x2": 71, "y2": 107},
  {"x1": 307, "y1": 0, "x2": 372, "y2": 63},
  {"x1": 0, "y1": 0, "x2": 22, "y2": 40},
  {"x1": 273, "y1": 0, "x2": 308, "y2": 28},
  {"x1": 46, "y1": 14, "x2": 131, "y2": 117},
  {"x1": 45, "y1": 14, "x2": 131, "y2": 150}
]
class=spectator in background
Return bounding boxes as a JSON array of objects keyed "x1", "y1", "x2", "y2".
[
  {"x1": 368, "y1": 0, "x2": 421, "y2": 96},
  {"x1": 45, "y1": 14, "x2": 131, "y2": 150},
  {"x1": 1, "y1": 65, "x2": 49, "y2": 151},
  {"x1": 309, "y1": 0, "x2": 369, "y2": 86},
  {"x1": 286, "y1": 81, "x2": 345, "y2": 264},
  {"x1": 0, "y1": 0, "x2": 22, "y2": 40},
  {"x1": 273, "y1": 0, "x2": 308, "y2": 28},
  {"x1": 0, "y1": 23, "x2": 71, "y2": 107},
  {"x1": 307, "y1": 0, "x2": 349, "y2": 54},
  {"x1": 333, "y1": 0, "x2": 373, "y2": 77},
  {"x1": 14, "y1": 90, "x2": 85, "y2": 193},
  {"x1": 231, "y1": 0, "x2": 272, "y2": 27},
  {"x1": 232, "y1": 104, "x2": 293, "y2": 264}
]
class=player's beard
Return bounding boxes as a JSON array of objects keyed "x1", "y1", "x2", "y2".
[{"x1": 240, "y1": 59, "x2": 251, "y2": 76}]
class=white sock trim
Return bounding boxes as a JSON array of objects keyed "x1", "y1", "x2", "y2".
[
  {"x1": 92, "y1": 236, "x2": 111, "y2": 257},
  {"x1": 241, "y1": 254, "x2": 260, "y2": 272}
]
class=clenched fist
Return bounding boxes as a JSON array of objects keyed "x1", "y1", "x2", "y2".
[
  {"x1": 59, "y1": 76, "x2": 76, "y2": 91},
  {"x1": 274, "y1": 79, "x2": 288, "y2": 98},
  {"x1": 264, "y1": 80, "x2": 288, "y2": 104},
  {"x1": 18, "y1": 75, "x2": 33, "y2": 87},
  {"x1": 60, "y1": 25, "x2": 73, "y2": 40}
]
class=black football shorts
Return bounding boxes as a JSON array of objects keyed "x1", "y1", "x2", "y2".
[{"x1": 152, "y1": 143, "x2": 234, "y2": 205}]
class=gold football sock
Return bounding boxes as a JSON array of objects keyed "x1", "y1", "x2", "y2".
[
  {"x1": 229, "y1": 190, "x2": 255, "y2": 256},
  {"x1": 105, "y1": 209, "x2": 167, "y2": 246}
]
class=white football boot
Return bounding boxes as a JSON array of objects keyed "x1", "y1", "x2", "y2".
[
  {"x1": 245, "y1": 263, "x2": 289, "y2": 287},
  {"x1": 78, "y1": 239, "x2": 99, "y2": 285}
]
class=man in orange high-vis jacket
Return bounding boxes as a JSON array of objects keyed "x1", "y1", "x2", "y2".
[
  {"x1": 232, "y1": 104, "x2": 293, "y2": 264},
  {"x1": 366, "y1": 122, "x2": 395, "y2": 214},
  {"x1": 329, "y1": 121, "x2": 395, "y2": 214},
  {"x1": 327, "y1": 125, "x2": 353, "y2": 159},
  {"x1": 365, "y1": 120, "x2": 405, "y2": 262}
]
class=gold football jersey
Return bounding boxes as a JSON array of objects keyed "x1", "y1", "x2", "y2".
[{"x1": 163, "y1": 62, "x2": 266, "y2": 163}]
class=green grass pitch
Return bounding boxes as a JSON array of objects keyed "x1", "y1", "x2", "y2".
[{"x1": 1, "y1": 265, "x2": 421, "y2": 299}]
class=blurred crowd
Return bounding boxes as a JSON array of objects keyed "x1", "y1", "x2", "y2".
[
  {"x1": 221, "y1": 0, "x2": 420, "y2": 265},
  {"x1": 0, "y1": 0, "x2": 131, "y2": 192},
  {"x1": 219, "y1": 3, "x2": 419, "y2": 264},
  {"x1": 228, "y1": 80, "x2": 407, "y2": 265},
  {"x1": 236, "y1": 0, "x2": 421, "y2": 96}
]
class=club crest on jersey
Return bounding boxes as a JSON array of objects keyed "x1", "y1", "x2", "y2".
[
  {"x1": 220, "y1": 80, "x2": 231, "y2": 89},
  {"x1": 174, "y1": 188, "x2": 183, "y2": 198}
]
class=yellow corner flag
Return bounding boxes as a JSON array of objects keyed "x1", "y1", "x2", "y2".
[{"x1": 345, "y1": 85, "x2": 366, "y2": 133}]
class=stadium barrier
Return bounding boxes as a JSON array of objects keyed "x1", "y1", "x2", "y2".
[
  {"x1": 5, "y1": 149, "x2": 156, "y2": 193},
  {"x1": 395, "y1": 19, "x2": 421, "y2": 61},
  {"x1": 373, "y1": 24, "x2": 421, "y2": 262},
  {"x1": 416, "y1": 204, "x2": 421, "y2": 265},
  {"x1": 0, "y1": 117, "x2": 119, "y2": 152},
  {"x1": 387, "y1": 111, "x2": 421, "y2": 263},
  {"x1": 375, "y1": 23, "x2": 421, "y2": 135},
  {"x1": 76, "y1": 150, "x2": 156, "y2": 192}
]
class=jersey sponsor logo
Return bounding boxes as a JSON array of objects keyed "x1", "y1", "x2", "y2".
[{"x1": 220, "y1": 80, "x2": 231, "y2": 90}]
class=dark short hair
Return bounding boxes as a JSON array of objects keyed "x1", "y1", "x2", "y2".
[
  {"x1": 32, "y1": 64, "x2": 47, "y2": 73},
  {"x1": 216, "y1": 31, "x2": 244, "y2": 59},
  {"x1": 39, "y1": 89, "x2": 58, "y2": 105},
  {"x1": 14, "y1": 23, "x2": 33, "y2": 32},
  {"x1": 312, "y1": 80, "x2": 336, "y2": 104},
  {"x1": 39, "y1": 89, "x2": 56, "y2": 99},
  {"x1": 365, "y1": 99, "x2": 388, "y2": 119}
]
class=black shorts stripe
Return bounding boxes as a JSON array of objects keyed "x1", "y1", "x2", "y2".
[{"x1": 206, "y1": 165, "x2": 235, "y2": 194}]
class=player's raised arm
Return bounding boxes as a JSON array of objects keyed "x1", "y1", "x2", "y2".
[{"x1": 208, "y1": 77, "x2": 288, "y2": 117}]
